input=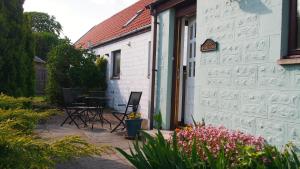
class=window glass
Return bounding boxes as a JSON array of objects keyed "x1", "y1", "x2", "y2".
[
  {"x1": 189, "y1": 62, "x2": 192, "y2": 77},
  {"x1": 112, "y1": 50, "x2": 121, "y2": 78},
  {"x1": 193, "y1": 61, "x2": 196, "y2": 77},
  {"x1": 297, "y1": 2, "x2": 300, "y2": 48}
]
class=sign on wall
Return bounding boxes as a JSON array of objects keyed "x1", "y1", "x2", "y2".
[{"x1": 200, "y1": 39, "x2": 218, "y2": 52}]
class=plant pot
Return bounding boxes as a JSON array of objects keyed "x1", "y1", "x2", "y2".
[{"x1": 125, "y1": 119, "x2": 143, "y2": 139}]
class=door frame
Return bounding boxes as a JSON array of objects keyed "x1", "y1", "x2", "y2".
[{"x1": 170, "y1": 2, "x2": 196, "y2": 130}]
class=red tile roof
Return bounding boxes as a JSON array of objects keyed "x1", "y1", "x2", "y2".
[{"x1": 75, "y1": 0, "x2": 155, "y2": 49}]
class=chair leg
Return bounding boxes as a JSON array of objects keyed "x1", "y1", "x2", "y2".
[
  {"x1": 111, "y1": 113, "x2": 126, "y2": 133},
  {"x1": 61, "y1": 109, "x2": 72, "y2": 126}
]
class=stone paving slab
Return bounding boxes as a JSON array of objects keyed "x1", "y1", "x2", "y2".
[{"x1": 35, "y1": 114, "x2": 135, "y2": 169}]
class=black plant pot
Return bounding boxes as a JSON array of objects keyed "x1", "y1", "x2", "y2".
[{"x1": 125, "y1": 119, "x2": 143, "y2": 139}]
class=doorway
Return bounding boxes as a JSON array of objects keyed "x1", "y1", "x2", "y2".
[{"x1": 171, "y1": 16, "x2": 196, "y2": 129}]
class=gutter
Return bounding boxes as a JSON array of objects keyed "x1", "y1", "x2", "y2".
[{"x1": 149, "y1": 9, "x2": 158, "y2": 130}]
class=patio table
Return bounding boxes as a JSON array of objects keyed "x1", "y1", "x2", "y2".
[{"x1": 83, "y1": 96, "x2": 112, "y2": 129}]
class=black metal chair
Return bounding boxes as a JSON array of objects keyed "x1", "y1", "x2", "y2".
[
  {"x1": 60, "y1": 88, "x2": 88, "y2": 128},
  {"x1": 111, "y1": 91, "x2": 142, "y2": 133}
]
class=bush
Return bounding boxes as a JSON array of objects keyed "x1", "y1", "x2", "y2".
[
  {"x1": 0, "y1": 96, "x2": 105, "y2": 169},
  {"x1": 0, "y1": 93, "x2": 33, "y2": 109},
  {"x1": 0, "y1": 0, "x2": 35, "y2": 97},
  {"x1": 117, "y1": 128, "x2": 300, "y2": 169},
  {"x1": 46, "y1": 40, "x2": 107, "y2": 104}
]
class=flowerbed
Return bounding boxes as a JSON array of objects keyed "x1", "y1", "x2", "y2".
[
  {"x1": 176, "y1": 125, "x2": 265, "y2": 164},
  {"x1": 118, "y1": 124, "x2": 300, "y2": 169}
]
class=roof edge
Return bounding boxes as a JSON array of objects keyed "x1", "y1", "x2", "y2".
[{"x1": 91, "y1": 24, "x2": 151, "y2": 49}]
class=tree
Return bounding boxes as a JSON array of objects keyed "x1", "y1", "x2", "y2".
[
  {"x1": 24, "y1": 12, "x2": 62, "y2": 60},
  {"x1": 46, "y1": 39, "x2": 107, "y2": 104},
  {"x1": 0, "y1": 0, "x2": 35, "y2": 97},
  {"x1": 33, "y1": 32, "x2": 59, "y2": 61},
  {"x1": 24, "y1": 12, "x2": 62, "y2": 36}
]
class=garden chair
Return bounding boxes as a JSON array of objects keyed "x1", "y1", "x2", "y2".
[
  {"x1": 60, "y1": 88, "x2": 88, "y2": 128},
  {"x1": 111, "y1": 91, "x2": 142, "y2": 133}
]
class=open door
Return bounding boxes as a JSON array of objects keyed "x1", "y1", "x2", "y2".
[{"x1": 171, "y1": 15, "x2": 196, "y2": 129}]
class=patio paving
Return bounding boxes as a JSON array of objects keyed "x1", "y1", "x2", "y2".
[{"x1": 35, "y1": 112, "x2": 135, "y2": 169}]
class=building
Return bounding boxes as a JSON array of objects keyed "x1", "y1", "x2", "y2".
[
  {"x1": 75, "y1": 0, "x2": 154, "y2": 121},
  {"x1": 34, "y1": 56, "x2": 47, "y2": 95},
  {"x1": 149, "y1": 0, "x2": 300, "y2": 148}
]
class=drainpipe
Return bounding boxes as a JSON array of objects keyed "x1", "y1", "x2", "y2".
[{"x1": 149, "y1": 9, "x2": 158, "y2": 130}]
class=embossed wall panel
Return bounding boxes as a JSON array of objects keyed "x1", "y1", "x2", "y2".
[{"x1": 195, "y1": 0, "x2": 300, "y2": 148}]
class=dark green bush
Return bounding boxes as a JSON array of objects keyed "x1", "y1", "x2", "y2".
[
  {"x1": 0, "y1": 0, "x2": 35, "y2": 97},
  {"x1": 46, "y1": 40, "x2": 107, "y2": 104}
]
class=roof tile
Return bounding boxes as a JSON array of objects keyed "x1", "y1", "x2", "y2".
[{"x1": 75, "y1": 0, "x2": 154, "y2": 48}]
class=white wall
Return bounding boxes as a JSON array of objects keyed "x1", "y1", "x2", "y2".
[
  {"x1": 195, "y1": 0, "x2": 300, "y2": 148},
  {"x1": 93, "y1": 32, "x2": 152, "y2": 120}
]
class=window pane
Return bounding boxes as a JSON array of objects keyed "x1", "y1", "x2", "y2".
[
  {"x1": 297, "y1": 2, "x2": 300, "y2": 48},
  {"x1": 194, "y1": 23, "x2": 197, "y2": 38},
  {"x1": 189, "y1": 62, "x2": 192, "y2": 77},
  {"x1": 193, "y1": 42, "x2": 196, "y2": 58},
  {"x1": 193, "y1": 61, "x2": 196, "y2": 77},
  {"x1": 190, "y1": 25, "x2": 193, "y2": 40},
  {"x1": 113, "y1": 50, "x2": 121, "y2": 77},
  {"x1": 189, "y1": 43, "x2": 193, "y2": 58}
]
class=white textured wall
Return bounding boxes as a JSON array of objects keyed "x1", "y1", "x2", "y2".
[
  {"x1": 195, "y1": 0, "x2": 300, "y2": 148},
  {"x1": 93, "y1": 32, "x2": 152, "y2": 120}
]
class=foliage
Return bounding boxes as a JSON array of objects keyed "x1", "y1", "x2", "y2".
[
  {"x1": 153, "y1": 111, "x2": 162, "y2": 129},
  {"x1": 46, "y1": 41, "x2": 107, "y2": 104},
  {"x1": 24, "y1": 12, "x2": 62, "y2": 61},
  {"x1": 33, "y1": 32, "x2": 60, "y2": 61},
  {"x1": 128, "y1": 112, "x2": 142, "y2": 120},
  {"x1": 0, "y1": 93, "x2": 33, "y2": 109},
  {"x1": 24, "y1": 12, "x2": 62, "y2": 36},
  {"x1": 117, "y1": 131, "x2": 199, "y2": 169},
  {"x1": 0, "y1": 95, "x2": 104, "y2": 169},
  {"x1": 96, "y1": 56, "x2": 108, "y2": 91},
  {"x1": 176, "y1": 125, "x2": 265, "y2": 164},
  {"x1": 117, "y1": 129, "x2": 300, "y2": 169},
  {"x1": 0, "y1": 0, "x2": 35, "y2": 97}
]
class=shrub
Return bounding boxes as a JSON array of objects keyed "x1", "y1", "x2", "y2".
[
  {"x1": 117, "y1": 129, "x2": 300, "y2": 169},
  {"x1": 0, "y1": 93, "x2": 33, "y2": 109},
  {"x1": 0, "y1": 100, "x2": 104, "y2": 168},
  {"x1": 0, "y1": 0, "x2": 35, "y2": 97},
  {"x1": 46, "y1": 40, "x2": 107, "y2": 104}
]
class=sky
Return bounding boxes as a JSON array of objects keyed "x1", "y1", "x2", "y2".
[{"x1": 23, "y1": 0, "x2": 139, "y2": 43}]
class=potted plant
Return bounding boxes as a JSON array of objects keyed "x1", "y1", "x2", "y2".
[{"x1": 125, "y1": 111, "x2": 143, "y2": 139}]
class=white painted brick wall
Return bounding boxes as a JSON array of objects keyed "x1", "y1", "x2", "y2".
[{"x1": 93, "y1": 32, "x2": 151, "y2": 120}]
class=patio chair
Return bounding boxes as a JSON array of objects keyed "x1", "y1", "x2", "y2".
[
  {"x1": 111, "y1": 91, "x2": 142, "y2": 133},
  {"x1": 60, "y1": 88, "x2": 88, "y2": 128}
]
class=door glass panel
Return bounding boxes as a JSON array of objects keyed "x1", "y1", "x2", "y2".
[
  {"x1": 297, "y1": 0, "x2": 300, "y2": 48},
  {"x1": 193, "y1": 42, "x2": 196, "y2": 58},
  {"x1": 189, "y1": 43, "x2": 193, "y2": 58},
  {"x1": 190, "y1": 25, "x2": 193, "y2": 40},
  {"x1": 193, "y1": 61, "x2": 196, "y2": 77},
  {"x1": 189, "y1": 62, "x2": 192, "y2": 77},
  {"x1": 194, "y1": 23, "x2": 197, "y2": 38}
]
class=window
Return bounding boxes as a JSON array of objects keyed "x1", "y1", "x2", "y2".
[
  {"x1": 112, "y1": 50, "x2": 121, "y2": 78},
  {"x1": 288, "y1": 0, "x2": 300, "y2": 57}
]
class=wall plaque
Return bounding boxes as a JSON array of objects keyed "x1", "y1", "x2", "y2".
[{"x1": 201, "y1": 39, "x2": 218, "y2": 52}]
